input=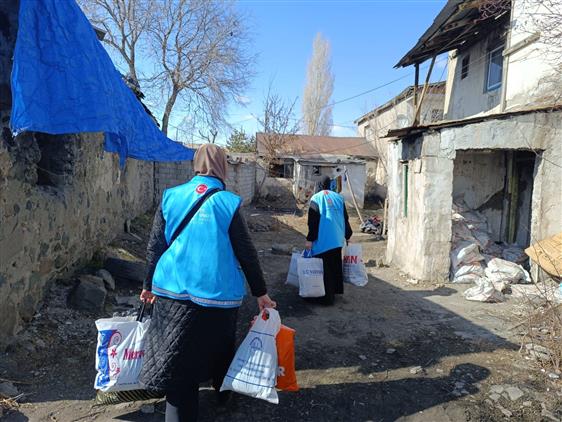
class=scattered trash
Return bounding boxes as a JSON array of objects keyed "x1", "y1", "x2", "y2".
[
  {"x1": 547, "y1": 373, "x2": 560, "y2": 380},
  {"x1": 359, "y1": 355, "x2": 367, "y2": 361},
  {"x1": 385, "y1": 348, "x2": 396, "y2": 354},
  {"x1": 360, "y1": 215, "x2": 383, "y2": 238}
]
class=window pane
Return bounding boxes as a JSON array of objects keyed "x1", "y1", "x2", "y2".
[{"x1": 487, "y1": 48, "x2": 503, "y2": 90}]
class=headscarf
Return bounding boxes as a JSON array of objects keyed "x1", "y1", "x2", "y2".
[{"x1": 193, "y1": 144, "x2": 228, "y2": 182}]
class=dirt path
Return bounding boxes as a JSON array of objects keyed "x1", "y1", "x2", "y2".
[{"x1": 1, "y1": 210, "x2": 560, "y2": 421}]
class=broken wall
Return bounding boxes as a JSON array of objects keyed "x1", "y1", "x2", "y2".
[{"x1": 387, "y1": 110, "x2": 562, "y2": 282}]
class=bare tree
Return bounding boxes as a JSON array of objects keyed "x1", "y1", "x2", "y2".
[
  {"x1": 255, "y1": 86, "x2": 299, "y2": 195},
  {"x1": 150, "y1": 0, "x2": 253, "y2": 135},
  {"x1": 79, "y1": 0, "x2": 254, "y2": 136},
  {"x1": 78, "y1": 0, "x2": 152, "y2": 83},
  {"x1": 302, "y1": 33, "x2": 335, "y2": 136},
  {"x1": 257, "y1": 88, "x2": 300, "y2": 161}
]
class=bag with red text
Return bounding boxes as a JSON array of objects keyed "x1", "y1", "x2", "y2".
[
  {"x1": 94, "y1": 307, "x2": 151, "y2": 393},
  {"x1": 343, "y1": 244, "x2": 368, "y2": 287}
]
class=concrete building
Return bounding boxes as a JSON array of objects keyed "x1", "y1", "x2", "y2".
[
  {"x1": 355, "y1": 82, "x2": 446, "y2": 200},
  {"x1": 256, "y1": 133, "x2": 376, "y2": 208},
  {"x1": 385, "y1": 0, "x2": 562, "y2": 282}
]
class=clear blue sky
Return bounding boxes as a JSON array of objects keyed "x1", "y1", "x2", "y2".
[{"x1": 220, "y1": 0, "x2": 448, "y2": 143}]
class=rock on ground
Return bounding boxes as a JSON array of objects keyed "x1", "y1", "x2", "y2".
[
  {"x1": 68, "y1": 275, "x2": 106, "y2": 312},
  {"x1": 96, "y1": 269, "x2": 116, "y2": 291}
]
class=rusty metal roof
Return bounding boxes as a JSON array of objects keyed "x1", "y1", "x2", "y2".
[
  {"x1": 395, "y1": 0, "x2": 511, "y2": 68},
  {"x1": 256, "y1": 133, "x2": 376, "y2": 158}
]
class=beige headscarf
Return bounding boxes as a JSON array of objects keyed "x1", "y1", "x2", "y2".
[{"x1": 193, "y1": 144, "x2": 228, "y2": 182}]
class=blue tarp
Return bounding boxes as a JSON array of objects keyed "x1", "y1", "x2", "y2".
[{"x1": 10, "y1": 0, "x2": 194, "y2": 164}]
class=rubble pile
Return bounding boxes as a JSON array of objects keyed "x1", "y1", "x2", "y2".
[{"x1": 450, "y1": 202, "x2": 537, "y2": 303}]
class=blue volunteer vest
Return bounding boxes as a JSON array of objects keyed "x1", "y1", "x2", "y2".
[
  {"x1": 151, "y1": 175, "x2": 246, "y2": 308},
  {"x1": 311, "y1": 190, "x2": 346, "y2": 256}
]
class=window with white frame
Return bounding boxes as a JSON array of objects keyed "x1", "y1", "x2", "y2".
[{"x1": 485, "y1": 46, "x2": 503, "y2": 91}]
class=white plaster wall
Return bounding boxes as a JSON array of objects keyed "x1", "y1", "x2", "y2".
[
  {"x1": 444, "y1": 36, "x2": 502, "y2": 120},
  {"x1": 505, "y1": 0, "x2": 560, "y2": 110},
  {"x1": 357, "y1": 92, "x2": 445, "y2": 199},
  {"x1": 387, "y1": 110, "x2": 561, "y2": 281}
]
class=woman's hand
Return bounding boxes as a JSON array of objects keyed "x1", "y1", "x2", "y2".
[
  {"x1": 140, "y1": 289, "x2": 157, "y2": 304},
  {"x1": 257, "y1": 294, "x2": 276, "y2": 311}
]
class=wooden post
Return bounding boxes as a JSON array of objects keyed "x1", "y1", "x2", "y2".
[
  {"x1": 413, "y1": 63, "x2": 420, "y2": 107},
  {"x1": 344, "y1": 168, "x2": 364, "y2": 225},
  {"x1": 413, "y1": 55, "x2": 436, "y2": 126}
]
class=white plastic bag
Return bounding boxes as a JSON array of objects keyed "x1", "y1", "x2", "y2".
[
  {"x1": 451, "y1": 242, "x2": 484, "y2": 270},
  {"x1": 343, "y1": 244, "x2": 368, "y2": 287},
  {"x1": 452, "y1": 263, "x2": 485, "y2": 284},
  {"x1": 221, "y1": 308, "x2": 281, "y2": 404},
  {"x1": 463, "y1": 278, "x2": 504, "y2": 303},
  {"x1": 485, "y1": 257, "x2": 531, "y2": 284},
  {"x1": 94, "y1": 315, "x2": 150, "y2": 392},
  {"x1": 285, "y1": 252, "x2": 300, "y2": 288},
  {"x1": 297, "y1": 253, "x2": 325, "y2": 298}
]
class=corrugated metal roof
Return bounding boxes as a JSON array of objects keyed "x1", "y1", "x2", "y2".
[
  {"x1": 256, "y1": 133, "x2": 376, "y2": 158},
  {"x1": 395, "y1": 0, "x2": 511, "y2": 67}
]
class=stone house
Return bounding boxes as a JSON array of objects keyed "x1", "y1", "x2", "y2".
[
  {"x1": 384, "y1": 0, "x2": 562, "y2": 282},
  {"x1": 256, "y1": 133, "x2": 376, "y2": 208},
  {"x1": 355, "y1": 82, "x2": 446, "y2": 200}
]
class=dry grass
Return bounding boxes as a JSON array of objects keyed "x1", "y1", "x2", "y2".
[
  {"x1": 0, "y1": 393, "x2": 23, "y2": 414},
  {"x1": 517, "y1": 275, "x2": 562, "y2": 373}
]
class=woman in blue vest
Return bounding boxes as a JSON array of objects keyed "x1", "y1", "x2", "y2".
[
  {"x1": 305, "y1": 176, "x2": 353, "y2": 305},
  {"x1": 139, "y1": 144, "x2": 276, "y2": 422}
]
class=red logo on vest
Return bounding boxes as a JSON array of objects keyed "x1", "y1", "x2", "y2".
[
  {"x1": 323, "y1": 190, "x2": 329, "y2": 195},
  {"x1": 195, "y1": 184, "x2": 208, "y2": 194}
]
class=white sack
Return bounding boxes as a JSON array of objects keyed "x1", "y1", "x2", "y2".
[
  {"x1": 451, "y1": 242, "x2": 484, "y2": 270},
  {"x1": 94, "y1": 316, "x2": 150, "y2": 392},
  {"x1": 343, "y1": 244, "x2": 368, "y2": 287},
  {"x1": 452, "y1": 263, "x2": 485, "y2": 284},
  {"x1": 463, "y1": 278, "x2": 504, "y2": 303},
  {"x1": 221, "y1": 309, "x2": 281, "y2": 404},
  {"x1": 485, "y1": 257, "x2": 531, "y2": 284}
]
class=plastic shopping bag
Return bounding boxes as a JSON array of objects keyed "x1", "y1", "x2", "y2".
[
  {"x1": 343, "y1": 244, "x2": 368, "y2": 287},
  {"x1": 286, "y1": 252, "x2": 300, "y2": 288},
  {"x1": 221, "y1": 308, "x2": 281, "y2": 404},
  {"x1": 94, "y1": 311, "x2": 150, "y2": 393},
  {"x1": 276, "y1": 325, "x2": 299, "y2": 392},
  {"x1": 297, "y1": 251, "x2": 325, "y2": 298}
]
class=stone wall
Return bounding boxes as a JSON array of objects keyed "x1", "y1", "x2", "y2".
[
  {"x1": 154, "y1": 159, "x2": 257, "y2": 206},
  {"x1": 0, "y1": 2, "x2": 155, "y2": 340}
]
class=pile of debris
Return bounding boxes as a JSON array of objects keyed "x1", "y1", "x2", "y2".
[{"x1": 450, "y1": 202, "x2": 535, "y2": 303}]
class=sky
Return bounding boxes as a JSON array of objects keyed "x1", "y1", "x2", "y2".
[{"x1": 214, "y1": 0, "x2": 449, "y2": 143}]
